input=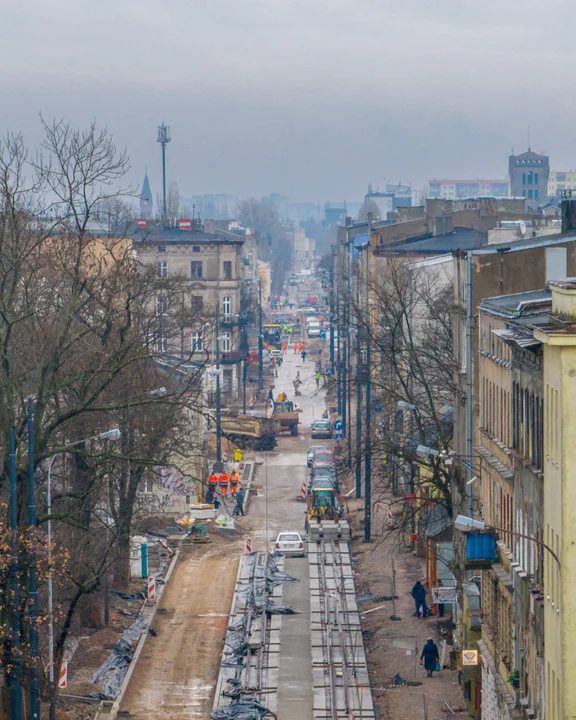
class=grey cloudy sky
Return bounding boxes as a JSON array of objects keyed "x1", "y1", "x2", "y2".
[{"x1": 1, "y1": 0, "x2": 575, "y2": 203}]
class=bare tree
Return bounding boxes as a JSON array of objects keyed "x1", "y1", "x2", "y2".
[{"x1": 344, "y1": 255, "x2": 458, "y2": 543}]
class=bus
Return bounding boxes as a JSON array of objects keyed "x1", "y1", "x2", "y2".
[{"x1": 263, "y1": 323, "x2": 283, "y2": 345}]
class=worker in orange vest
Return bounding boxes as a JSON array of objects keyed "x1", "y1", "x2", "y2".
[
  {"x1": 229, "y1": 469, "x2": 241, "y2": 495},
  {"x1": 208, "y1": 472, "x2": 219, "y2": 489},
  {"x1": 218, "y1": 473, "x2": 230, "y2": 496},
  {"x1": 293, "y1": 342, "x2": 298, "y2": 354},
  {"x1": 281, "y1": 341, "x2": 287, "y2": 354}
]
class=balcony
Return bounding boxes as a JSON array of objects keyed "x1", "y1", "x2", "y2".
[{"x1": 221, "y1": 313, "x2": 240, "y2": 328}]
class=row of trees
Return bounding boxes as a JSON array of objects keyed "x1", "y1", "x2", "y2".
[
  {"x1": 334, "y1": 254, "x2": 458, "y2": 542},
  {"x1": 0, "y1": 119, "x2": 210, "y2": 712}
]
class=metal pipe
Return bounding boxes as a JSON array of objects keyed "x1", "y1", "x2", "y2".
[{"x1": 28, "y1": 399, "x2": 40, "y2": 720}]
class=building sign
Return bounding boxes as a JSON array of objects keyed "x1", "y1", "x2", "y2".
[
  {"x1": 462, "y1": 649, "x2": 479, "y2": 666},
  {"x1": 431, "y1": 586, "x2": 458, "y2": 604}
]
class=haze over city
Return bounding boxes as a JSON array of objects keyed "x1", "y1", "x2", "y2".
[{"x1": 2, "y1": 0, "x2": 576, "y2": 200}]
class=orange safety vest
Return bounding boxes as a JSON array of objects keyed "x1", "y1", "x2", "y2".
[
  {"x1": 229, "y1": 473, "x2": 240, "y2": 493},
  {"x1": 218, "y1": 474, "x2": 229, "y2": 493},
  {"x1": 208, "y1": 474, "x2": 218, "y2": 486}
]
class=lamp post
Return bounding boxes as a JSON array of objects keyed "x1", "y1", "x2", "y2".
[
  {"x1": 9, "y1": 428, "x2": 22, "y2": 720},
  {"x1": 364, "y1": 331, "x2": 372, "y2": 543},
  {"x1": 258, "y1": 278, "x2": 264, "y2": 391},
  {"x1": 28, "y1": 398, "x2": 40, "y2": 720},
  {"x1": 157, "y1": 123, "x2": 171, "y2": 219},
  {"x1": 47, "y1": 427, "x2": 121, "y2": 720}
]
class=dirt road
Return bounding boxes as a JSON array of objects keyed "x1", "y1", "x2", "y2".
[{"x1": 119, "y1": 543, "x2": 239, "y2": 720}]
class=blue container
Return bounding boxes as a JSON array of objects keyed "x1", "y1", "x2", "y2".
[{"x1": 466, "y1": 533, "x2": 497, "y2": 562}]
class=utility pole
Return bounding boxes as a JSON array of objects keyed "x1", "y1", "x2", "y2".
[
  {"x1": 157, "y1": 124, "x2": 171, "y2": 220},
  {"x1": 347, "y1": 320, "x2": 352, "y2": 466},
  {"x1": 28, "y1": 399, "x2": 40, "y2": 720},
  {"x1": 258, "y1": 278, "x2": 264, "y2": 391},
  {"x1": 355, "y1": 328, "x2": 362, "y2": 499},
  {"x1": 342, "y1": 337, "x2": 347, "y2": 438},
  {"x1": 364, "y1": 332, "x2": 372, "y2": 543},
  {"x1": 9, "y1": 427, "x2": 22, "y2": 720},
  {"x1": 329, "y1": 268, "x2": 335, "y2": 372},
  {"x1": 216, "y1": 303, "x2": 222, "y2": 462}
]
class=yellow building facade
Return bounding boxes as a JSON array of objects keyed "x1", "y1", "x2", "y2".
[
  {"x1": 534, "y1": 280, "x2": 576, "y2": 720},
  {"x1": 548, "y1": 170, "x2": 576, "y2": 198}
]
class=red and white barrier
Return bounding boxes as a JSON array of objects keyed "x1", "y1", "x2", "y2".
[
  {"x1": 300, "y1": 481, "x2": 307, "y2": 501},
  {"x1": 58, "y1": 660, "x2": 67, "y2": 689},
  {"x1": 147, "y1": 575, "x2": 156, "y2": 602},
  {"x1": 245, "y1": 536, "x2": 252, "y2": 553}
]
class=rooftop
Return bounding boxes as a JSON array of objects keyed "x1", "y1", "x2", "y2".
[
  {"x1": 134, "y1": 224, "x2": 244, "y2": 245},
  {"x1": 429, "y1": 179, "x2": 509, "y2": 185},
  {"x1": 383, "y1": 229, "x2": 484, "y2": 255},
  {"x1": 480, "y1": 289, "x2": 552, "y2": 316}
]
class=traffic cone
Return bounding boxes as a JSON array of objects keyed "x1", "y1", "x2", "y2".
[{"x1": 300, "y1": 481, "x2": 307, "y2": 501}]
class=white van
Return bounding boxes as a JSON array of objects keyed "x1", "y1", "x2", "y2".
[{"x1": 307, "y1": 321, "x2": 321, "y2": 338}]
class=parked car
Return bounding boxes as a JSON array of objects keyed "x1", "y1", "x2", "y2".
[
  {"x1": 307, "y1": 445, "x2": 329, "y2": 467},
  {"x1": 311, "y1": 450, "x2": 335, "y2": 469},
  {"x1": 269, "y1": 349, "x2": 283, "y2": 359},
  {"x1": 308, "y1": 469, "x2": 339, "y2": 494},
  {"x1": 274, "y1": 531, "x2": 305, "y2": 557},
  {"x1": 311, "y1": 419, "x2": 332, "y2": 438},
  {"x1": 307, "y1": 476, "x2": 338, "y2": 495}
]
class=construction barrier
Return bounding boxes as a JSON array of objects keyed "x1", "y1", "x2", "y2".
[
  {"x1": 245, "y1": 536, "x2": 252, "y2": 553},
  {"x1": 58, "y1": 660, "x2": 67, "y2": 689},
  {"x1": 147, "y1": 576, "x2": 156, "y2": 602}
]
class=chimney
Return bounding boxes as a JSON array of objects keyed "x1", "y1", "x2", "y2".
[
  {"x1": 179, "y1": 218, "x2": 191, "y2": 231},
  {"x1": 137, "y1": 218, "x2": 147, "y2": 229}
]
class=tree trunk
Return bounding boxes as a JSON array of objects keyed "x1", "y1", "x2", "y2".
[{"x1": 113, "y1": 527, "x2": 131, "y2": 590}]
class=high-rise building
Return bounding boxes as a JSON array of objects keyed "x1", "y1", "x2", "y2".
[
  {"x1": 508, "y1": 150, "x2": 549, "y2": 206},
  {"x1": 140, "y1": 172, "x2": 153, "y2": 219}
]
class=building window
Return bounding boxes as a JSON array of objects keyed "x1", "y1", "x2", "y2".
[
  {"x1": 157, "y1": 261, "x2": 168, "y2": 278},
  {"x1": 522, "y1": 190, "x2": 526, "y2": 197},
  {"x1": 156, "y1": 294, "x2": 167, "y2": 316},
  {"x1": 222, "y1": 295, "x2": 231, "y2": 318},
  {"x1": 535, "y1": 172, "x2": 539, "y2": 184},
  {"x1": 528, "y1": 190, "x2": 533, "y2": 199},
  {"x1": 220, "y1": 332, "x2": 231, "y2": 353},
  {"x1": 143, "y1": 476, "x2": 154, "y2": 494},
  {"x1": 528, "y1": 172, "x2": 533, "y2": 185},
  {"x1": 193, "y1": 246, "x2": 201, "y2": 252},
  {"x1": 191, "y1": 261, "x2": 203, "y2": 279},
  {"x1": 191, "y1": 329, "x2": 203, "y2": 352},
  {"x1": 191, "y1": 295, "x2": 203, "y2": 313},
  {"x1": 535, "y1": 189, "x2": 539, "y2": 200},
  {"x1": 522, "y1": 172, "x2": 526, "y2": 185},
  {"x1": 154, "y1": 334, "x2": 168, "y2": 353},
  {"x1": 223, "y1": 260, "x2": 232, "y2": 280},
  {"x1": 157, "y1": 245, "x2": 166, "y2": 252}
]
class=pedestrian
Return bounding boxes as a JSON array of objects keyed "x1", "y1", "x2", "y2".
[
  {"x1": 233, "y1": 488, "x2": 245, "y2": 516},
  {"x1": 268, "y1": 388, "x2": 274, "y2": 401},
  {"x1": 301, "y1": 350, "x2": 307, "y2": 362},
  {"x1": 213, "y1": 494, "x2": 221, "y2": 512},
  {"x1": 229, "y1": 469, "x2": 241, "y2": 495},
  {"x1": 281, "y1": 341, "x2": 287, "y2": 354},
  {"x1": 205, "y1": 486, "x2": 214, "y2": 504},
  {"x1": 314, "y1": 370, "x2": 320, "y2": 387},
  {"x1": 411, "y1": 580, "x2": 428, "y2": 618},
  {"x1": 436, "y1": 579, "x2": 445, "y2": 618},
  {"x1": 293, "y1": 342, "x2": 298, "y2": 354},
  {"x1": 420, "y1": 637, "x2": 440, "y2": 678}
]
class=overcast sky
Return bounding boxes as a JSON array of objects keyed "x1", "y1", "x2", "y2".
[{"x1": 1, "y1": 0, "x2": 575, "y2": 203}]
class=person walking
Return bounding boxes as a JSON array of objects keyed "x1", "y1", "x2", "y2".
[
  {"x1": 229, "y1": 469, "x2": 241, "y2": 495},
  {"x1": 218, "y1": 472, "x2": 230, "y2": 497},
  {"x1": 314, "y1": 370, "x2": 320, "y2": 387},
  {"x1": 411, "y1": 580, "x2": 428, "y2": 618},
  {"x1": 233, "y1": 487, "x2": 245, "y2": 516},
  {"x1": 420, "y1": 638, "x2": 440, "y2": 678},
  {"x1": 301, "y1": 350, "x2": 307, "y2": 362},
  {"x1": 281, "y1": 341, "x2": 287, "y2": 355},
  {"x1": 213, "y1": 494, "x2": 221, "y2": 513}
]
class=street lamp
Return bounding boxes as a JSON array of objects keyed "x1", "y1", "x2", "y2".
[
  {"x1": 454, "y1": 514, "x2": 561, "y2": 569},
  {"x1": 47, "y1": 427, "x2": 121, "y2": 720}
]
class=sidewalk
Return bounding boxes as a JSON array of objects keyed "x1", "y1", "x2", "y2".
[{"x1": 349, "y1": 499, "x2": 466, "y2": 720}]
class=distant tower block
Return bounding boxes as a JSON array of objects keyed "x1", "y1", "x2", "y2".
[{"x1": 140, "y1": 171, "x2": 153, "y2": 220}]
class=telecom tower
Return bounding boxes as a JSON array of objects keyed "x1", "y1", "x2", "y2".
[{"x1": 157, "y1": 124, "x2": 171, "y2": 219}]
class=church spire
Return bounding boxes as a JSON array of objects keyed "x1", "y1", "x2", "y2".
[{"x1": 140, "y1": 171, "x2": 153, "y2": 220}]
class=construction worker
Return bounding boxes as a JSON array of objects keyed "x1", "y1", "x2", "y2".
[
  {"x1": 218, "y1": 472, "x2": 230, "y2": 497},
  {"x1": 293, "y1": 341, "x2": 298, "y2": 354},
  {"x1": 229, "y1": 469, "x2": 241, "y2": 495},
  {"x1": 315, "y1": 370, "x2": 321, "y2": 387},
  {"x1": 281, "y1": 341, "x2": 287, "y2": 354},
  {"x1": 208, "y1": 471, "x2": 219, "y2": 492}
]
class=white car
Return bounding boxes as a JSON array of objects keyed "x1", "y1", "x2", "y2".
[{"x1": 274, "y1": 531, "x2": 305, "y2": 557}]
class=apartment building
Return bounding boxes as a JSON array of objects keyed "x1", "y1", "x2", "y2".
[
  {"x1": 476, "y1": 290, "x2": 550, "y2": 720},
  {"x1": 134, "y1": 220, "x2": 245, "y2": 398},
  {"x1": 429, "y1": 179, "x2": 510, "y2": 199}
]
